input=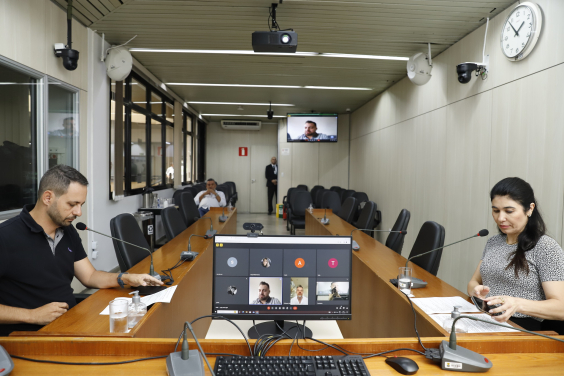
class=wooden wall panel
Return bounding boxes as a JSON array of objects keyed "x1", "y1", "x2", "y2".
[{"x1": 318, "y1": 113, "x2": 350, "y2": 189}]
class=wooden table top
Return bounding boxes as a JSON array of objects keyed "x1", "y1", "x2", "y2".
[
  {"x1": 12, "y1": 208, "x2": 237, "y2": 337},
  {"x1": 2, "y1": 336, "x2": 563, "y2": 375}
]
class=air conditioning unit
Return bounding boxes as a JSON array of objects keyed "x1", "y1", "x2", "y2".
[{"x1": 221, "y1": 120, "x2": 262, "y2": 131}]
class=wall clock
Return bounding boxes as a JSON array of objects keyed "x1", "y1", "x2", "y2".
[{"x1": 500, "y1": 2, "x2": 543, "y2": 61}]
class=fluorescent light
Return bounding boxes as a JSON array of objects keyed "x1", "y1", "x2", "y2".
[
  {"x1": 187, "y1": 101, "x2": 294, "y2": 106},
  {"x1": 168, "y1": 83, "x2": 372, "y2": 90},
  {"x1": 128, "y1": 48, "x2": 408, "y2": 61},
  {"x1": 304, "y1": 86, "x2": 372, "y2": 90},
  {"x1": 202, "y1": 114, "x2": 286, "y2": 118}
]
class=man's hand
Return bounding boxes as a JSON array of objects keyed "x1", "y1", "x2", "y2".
[
  {"x1": 124, "y1": 274, "x2": 164, "y2": 287},
  {"x1": 272, "y1": 179, "x2": 277, "y2": 185},
  {"x1": 29, "y1": 302, "x2": 69, "y2": 325}
]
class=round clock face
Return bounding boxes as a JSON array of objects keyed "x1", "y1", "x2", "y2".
[{"x1": 500, "y1": 3, "x2": 542, "y2": 61}]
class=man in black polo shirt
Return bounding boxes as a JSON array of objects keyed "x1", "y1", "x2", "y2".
[{"x1": 0, "y1": 165, "x2": 162, "y2": 336}]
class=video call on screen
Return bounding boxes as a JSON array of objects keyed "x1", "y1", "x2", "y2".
[{"x1": 212, "y1": 237, "x2": 352, "y2": 317}]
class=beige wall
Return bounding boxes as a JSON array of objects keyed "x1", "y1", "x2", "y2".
[
  {"x1": 278, "y1": 114, "x2": 350, "y2": 201},
  {"x1": 206, "y1": 122, "x2": 278, "y2": 213},
  {"x1": 350, "y1": 0, "x2": 564, "y2": 293}
]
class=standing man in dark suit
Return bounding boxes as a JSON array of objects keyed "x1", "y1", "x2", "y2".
[{"x1": 265, "y1": 156, "x2": 277, "y2": 215}]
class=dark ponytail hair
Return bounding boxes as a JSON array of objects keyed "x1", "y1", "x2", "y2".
[{"x1": 490, "y1": 177, "x2": 545, "y2": 278}]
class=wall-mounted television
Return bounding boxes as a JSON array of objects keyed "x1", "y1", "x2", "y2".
[{"x1": 287, "y1": 113, "x2": 338, "y2": 142}]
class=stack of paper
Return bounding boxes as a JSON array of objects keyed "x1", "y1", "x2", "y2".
[{"x1": 100, "y1": 286, "x2": 178, "y2": 315}]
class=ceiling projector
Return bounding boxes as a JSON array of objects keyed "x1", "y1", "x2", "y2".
[{"x1": 252, "y1": 31, "x2": 298, "y2": 53}]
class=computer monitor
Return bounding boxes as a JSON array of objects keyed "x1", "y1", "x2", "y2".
[{"x1": 212, "y1": 235, "x2": 352, "y2": 338}]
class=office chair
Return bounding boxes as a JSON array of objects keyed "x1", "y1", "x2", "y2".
[
  {"x1": 110, "y1": 213, "x2": 153, "y2": 272},
  {"x1": 216, "y1": 184, "x2": 231, "y2": 204},
  {"x1": 172, "y1": 188, "x2": 185, "y2": 206},
  {"x1": 224, "y1": 181, "x2": 238, "y2": 205},
  {"x1": 408, "y1": 221, "x2": 445, "y2": 276},
  {"x1": 386, "y1": 209, "x2": 411, "y2": 254},
  {"x1": 329, "y1": 186, "x2": 341, "y2": 192},
  {"x1": 310, "y1": 185, "x2": 324, "y2": 204},
  {"x1": 353, "y1": 201, "x2": 376, "y2": 233},
  {"x1": 284, "y1": 187, "x2": 305, "y2": 231},
  {"x1": 322, "y1": 190, "x2": 341, "y2": 213},
  {"x1": 287, "y1": 190, "x2": 313, "y2": 235},
  {"x1": 337, "y1": 197, "x2": 357, "y2": 224},
  {"x1": 296, "y1": 184, "x2": 308, "y2": 191},
  {"x1": 315, "y1": 188, "x2": 328, "y2": 208},
  {"x1": 161, "y1": 206, "x2": 187, "y2": 242},
  {"x1": 352, "y1": 192, "x2": 369, "y2": 222},
  {"x1": 179, "y1": 191, "x2": 200, "y2": 227},
  {"x1": 341, "y1": 189, "x2": 356, "y2": 204}
]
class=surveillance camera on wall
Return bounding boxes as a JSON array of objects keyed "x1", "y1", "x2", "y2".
[
  {"x1": 54, "y1": 43, "x2": 79, "y2": 71},
  {"x1": 456, "y1": 18, "x2": 490, "y2": 84}
]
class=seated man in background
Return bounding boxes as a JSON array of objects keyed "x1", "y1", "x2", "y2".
[
  {"x1": 0, "y1": 165, "x2": 162, "y2": 336},
  {"x1": 194, "y1": 178, "x2": 226, "y2": 217}
]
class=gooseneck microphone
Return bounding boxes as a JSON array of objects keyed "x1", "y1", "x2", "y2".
[
  {"x1": 397, "y1": 229, "x2": 489, "y2": 289},
  {"x1": 440, "y1": 314, "x2": 564, "y2": 372},
  {"x1": 76, "y1": 222, "x2": 160, "y2": 280},
  {"x1": 194, "y1": 216, "x2": 217, "y2": 237},
  {"x1": 320, "y1": 208, "x2": 330, "y2": 225},
  {"x1": 181, "y1": 234, "x2": 209, "y2": 261},
  {"x1": 350, "y1": 228, "x2": 407, "y2": 251},
  {"x1": 219, "y1": 207, "x2": 228, "y2": 222}
]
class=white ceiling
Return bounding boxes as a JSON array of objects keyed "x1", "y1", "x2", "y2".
[{"x1": 55, "y1": 0, "x2": 516, "y2": 120}]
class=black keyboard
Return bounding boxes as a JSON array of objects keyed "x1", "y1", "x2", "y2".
[{"x1": 214, "y1": 355, "x2": 369, "y2": 376}]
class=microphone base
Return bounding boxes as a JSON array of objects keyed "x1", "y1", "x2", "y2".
[
  {"x1": 439, "y1": 340, "x2": 492, "y2": 372},
  {"x1": 389, "y1": 277, "x2": 428, "y2": 289},
  {"x1": 205, "y1": 229, "x2": 217, "y2": 238},
  {"x1": 320, "y1": 218, "x2": 330, "y2": 225},
  {"x1": 352, "y1": 240, "x2": 360, "y2": 251},
  {"x1": 166, "y1": 350, "x2": 205, "y2": 376},
  {"x1": 218, "y1": 215, "x2": 228, "y2": 222},
  {"x1": 135, "y1": 285, "x2": 168, "y2": 296},
  {"x1": 181, "y1": 251, "x2": 199, "y2": 261}
]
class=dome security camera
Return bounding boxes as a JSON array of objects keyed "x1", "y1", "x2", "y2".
[
  {"x1": 54, "y1": 43, "x2": 79, "y2": 71},
  {"x1": 456, "y1": 63, "x2": 478, "y2": 84}
]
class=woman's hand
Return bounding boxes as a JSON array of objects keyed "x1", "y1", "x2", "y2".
[
  {"x1": 472, "y1": 285, "x2": 490, "y2": 299},
  {"x1": 484, "y1": 295, "x2": 522, "y2": 322}
]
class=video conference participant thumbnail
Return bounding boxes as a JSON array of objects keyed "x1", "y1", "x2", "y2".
[
  {"x1": 249, "y1": 249, "x2": 283, "y2": 277},
  {"x1": 282, "y1": 277, "x2": 310, "y2": 305},
  {"x1": 249, "y1": 277, "x2": 283, "y2": 305},
  {"x1": 316, "y1": 280, "x2": 350, "y2": 303},
  {"x1": 214, "y1": 277, "x2": 250, "y2": 306}
]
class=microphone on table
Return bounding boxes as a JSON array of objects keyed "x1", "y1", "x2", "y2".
[
  {"x1": 320, "y1": 208, "x2": 330, "y2": 225},
  {"x1": 350, "y1": 228, "x2": 407, "y2": 251},
  {"x1": 75, "y1": 222, "x2": 161, "y2": 281},
  {"x1": 181, "y1": 234, "x2": 209, "y2": 261},
  {"x1": 167, "y1": 321, "x2": 212, "y2": 376},
  {"x1": 194, "y1": 216, "x2": 217, "y2": 238},
  {"x1": 393, "y1": 229, "x2": 489, "y2": 289},
  {"x1": 218, "y1": 207, "x2": 228, "y2": 222},
  {"x1": 434, "y1": 312, "x2": 564, "y2": 372}
]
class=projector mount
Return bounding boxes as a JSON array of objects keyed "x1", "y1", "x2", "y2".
[{"x1": 269, "y1": 2, "x2": 293, "y2": 32}]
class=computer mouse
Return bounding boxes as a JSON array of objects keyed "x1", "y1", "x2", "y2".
[
  {"x1": 0, "y1": 344, "x2": 14, "y2": 376},
  {"x1": 385, "y1": 356, "x2": 419, "y2": 375}
]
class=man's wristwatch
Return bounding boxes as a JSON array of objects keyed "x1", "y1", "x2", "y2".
[{"x1": 117, "y1": 272, "x2": 128, "y2": 288}]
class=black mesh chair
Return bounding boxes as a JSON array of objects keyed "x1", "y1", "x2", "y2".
[
  {"x1": 314, "y1": 189, "x2": 328, "y2": 208},
  {"x1": 321, "y1": 191, "x2": 341, "y2": 213},
  {"x1": 310, "y1": 185, "x2": 324, "y2": 203},
  {"x1": 179, "y1": 191, "x2": 200, "y2": 227},
  {"x1": 353, "y1": 201, "x2": 376, "y2": 233},
  {"x1": 386, "y1": 209, "x2": 411, "y2": 254},
  {"x1": 341, "y1": 189, "x2": 356, "y2": 204},
  {"x1": 296, "y1": 184, "x2": 308, "y2": 191},
  {"x1": 110, "y1": 213, "x2": 152, "y2": 272},
  {"x1": 224, "y1": 181, "x2": 238, "y2": 205},
  {"x1": 337, "y1": 197, "x2": 357, "y2": 224},
  {"x1": 352, "y1": 192, "x2": 369, "y2": 222},
  {"x1": 161, "y1": 206, "x2": 187, "y2": 242},
  {"x1": 216, "y1": 184, "x2": 230, "y2": 205},
  {"x1": 408, "y1": 221, "x2": 446, "y2": 276},
  {"x1": 288, "y1": 191, "x2": 313, "y2": 235},
  {"x1": 329, "y1": 186, "x2": 341, "y2": 192}
]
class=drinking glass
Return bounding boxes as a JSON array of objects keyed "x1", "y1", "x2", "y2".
[
  {"x1": 398, "y1": 267, "x2": 412, "y2": 295},
  {"x1": 109, "y1": 299, "x2": 129, "y2": 333}
]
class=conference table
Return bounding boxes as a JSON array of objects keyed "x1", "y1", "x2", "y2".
[{"x1": 4, "y1": 207, "x2": 563, "y2": 374}]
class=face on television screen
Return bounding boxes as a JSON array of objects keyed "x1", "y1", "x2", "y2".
[{"x1": 287, "y1": 114, "x2": 338, "y2": 142}]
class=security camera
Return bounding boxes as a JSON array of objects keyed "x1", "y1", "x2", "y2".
[
  {"x1": 54, "y1": 43, "x2": 79, "y2": 71},
  {"x1": 267, "y1": 109, "x2": 274, "y2": 119},
  {"x1": 456, "y1": 63, "x2": 478, "y2": 84}
]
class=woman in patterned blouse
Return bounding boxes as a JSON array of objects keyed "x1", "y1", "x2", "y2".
[{"x1": 467, "y1": 177, "x2": 564, "y2": 333}]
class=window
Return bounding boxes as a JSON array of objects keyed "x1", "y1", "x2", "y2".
[
  {"x1": 182, "y1": 111, "x2": 194, "y2": 183},
  {"x1": 47, "y1": 81, "x2": 79, "y2": 168},
  {"x1": 110, "y1": 71, "x2": 188, "y2": 197},
  {"x1": 0, "y1": 62, "x2": 39, "y2": 213}
]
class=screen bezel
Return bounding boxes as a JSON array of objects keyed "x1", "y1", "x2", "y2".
[
  {"x1": 286, "y1": 113, "x2": 339, "y2": 143},
  {"x1": 211, "y1": 235, "x2": 352, "y2": 321}
]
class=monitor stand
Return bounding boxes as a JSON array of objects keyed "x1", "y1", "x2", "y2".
[{"x1": 248, "y1": 320, "x2": 312, "y2": 339}]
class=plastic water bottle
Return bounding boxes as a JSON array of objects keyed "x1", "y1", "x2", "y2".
[{"x1": 308, "y1": 203, "x2": 313, "y2": 213}]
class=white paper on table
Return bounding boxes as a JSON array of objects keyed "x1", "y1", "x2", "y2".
[
  {"x1": 411, "y1": 296, "x2": 481, "y2": 314},
  {"x1": 100, "y1": 286, "x2": 178, "y2": 315},
  {"x1": 430, "y1": 313, "x2": 518, "y2": 333}
]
